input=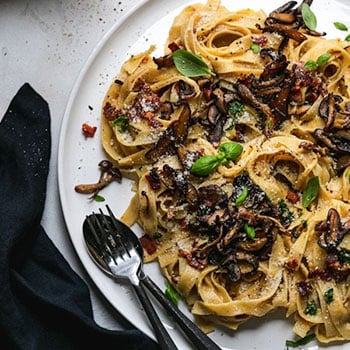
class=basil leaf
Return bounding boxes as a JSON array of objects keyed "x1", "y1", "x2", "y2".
[
  {"x1": 172, "y1": 49, "x2": 215, "y2": 77},
  {"x1": 190, "y1": 155, "x2": 220, "y2": 176},
  {"x1": 334, "y1": 22, "x2": 348, "y2": 31},
  {"x1": 165, "y1": 282, "x2": 181, "y2": 306},
  {"x1": 316, "y1": 53, "x2": 331, "y2": 67},
  {"x1": 244, "y1": 223, "x2": 255, "y2": 239},
  {"x1": 218, "y1": 142, "x2": 243, "y2": 162},
  {"x1": 301, "y1": 3, "x2": 317, "y2": 31},
  {"x1": 304, "y1": 60, "x2": 318, "y2": 70},
  {"x1": 345, "y1": 34, "x2": 350, "y2": 42},
  {"x1": 285, "y1": 333, "x2": 316, "y2": 347},
  {"x1": 235, "y1": 187, "x2": 249, "y2": 206},
  {"x1": 302, "y1": 176, "x2": 320, "y2": 208}
]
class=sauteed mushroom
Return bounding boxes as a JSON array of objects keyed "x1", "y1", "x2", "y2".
[
  {"x1": 74, "y1": 160, "x2": 122, "y2": 197},
  {"x1": 317, "y1": 208, "x2": 350, "y2": 250}
]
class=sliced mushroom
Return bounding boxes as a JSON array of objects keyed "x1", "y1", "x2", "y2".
[
  {"x1": 318, "y1": 93, "x2": 343, "y2": 131},
  {"x1": 314, "y1": 128, "x2": 350, "y2": 154},
  {"x1": 317, "y1": 208, "x2": 349, "y2": 250},
  {"x1": 145, "y1": 102, "x2": 191, "y2": 161},
  {"x1": 74, "y1": 160, "x2": 122, "y2": 196}
]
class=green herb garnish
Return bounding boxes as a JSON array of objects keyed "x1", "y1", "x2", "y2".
[
  {"x1": 345, "y1": 34, "x2": 350, "y2": 42},
  {"x1": 324, "y1": 288, "x2": 334, "y2": 304},
  {"x1": 304, "y1": 53, "x2": 331, "y2": 70},
  {"x1": 94, "y1": 194, "x2": 105, "y2": 202},
  {"x1": 301, "y1": 3, "x2": 317, "y2": 30},
  {"x1": 244, "y1": 223, "x2": 256, "y2": 239},
  {"x1": 301, "y1": 219, "x2": 308, "y2": 228},
  {"x1": 218, "y1": 142, "x2": 244, "y2": 165},
  {"x1": 316, "y1": 53, "x2": 332, "y2": 66},
  {"x1": 286, "y1": 333, "x2": 316, "y2": 348},
  {"x1": 278, "y1": 199, "x2": 295, "y2": 220},
  {"x1": 304, "y1": 60, "x2": 319, "y2": 70},
  {"x1": 111, "y1": 115, "x2": 129, "y2": 132},
  {"x1": 190, "y1": 155, "x2": 220, "y2": 177},
  {"x1": 190, "y1": 142, "x2": 243, "y2": 176},
  {"x1": 250, "y1": 43, "x2": 260, "y2": 54},
  {"x1": 305, "y1": 300, "x2": 318, "y2": 315},
  {"x1": 337, "y1": 249, "x2": 350, "y2": 264},
  {"x1": 172, "y1": 49, "x2": 215, "y2": 77},
  {"x1": 165, "y1": 282, "x2": 181, "y2": 306},
  {"x1": 228, "y1": 100, "x2": 244, "y2": 119},
  {"x1": 153, "y1": 232, "x2": 162, "y2": 239},
  {"x1": 334, "y1": 22, "x2": 348, "y2": 31},
  {"x1": 235, "y1": 186, "x2": 249, "y2": 206},
  {"x1": 302, "y1": 176, "x2": 320, "y2": 208}
]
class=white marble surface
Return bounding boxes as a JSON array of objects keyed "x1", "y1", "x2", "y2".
[{"x1": 0, "y1": 0, "x2": 142, "y2": 331}]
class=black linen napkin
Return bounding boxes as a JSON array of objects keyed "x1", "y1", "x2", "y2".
[{"x1": 0, "y1": 83, "x2": 159, "y2": 350}]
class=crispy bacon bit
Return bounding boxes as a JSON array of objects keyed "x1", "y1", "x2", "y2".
[
  {"x1": 252, "y1": 36, "x2": 268, "y2": 46},
  {"x1": 81, "y1": 123, "x2": 97, "y2": 137},
  {"x1": 286, "y1": 258, "x2": 299, "y2": 270},
  {"x1": 286, "y1": 190, "x2": 300, "y2": 204},
  {"x1": 168, "y1": 42, "x2": 180, "y2": 53},
  {"x1": 296, "y1": 280, "x2": 313, "y2": 297},
  {"x1": 308, "y1": 268, "x2": 330, "y2": 281},
  {"x1": 178, "y1": 249, "x2": 207, "y2": 270},
  {"x1": 140, "y1": 234, "x2": 158, "y2": 255},
  {"x1": 103, "y1": 102, "x2": 124, "y2": 121}
]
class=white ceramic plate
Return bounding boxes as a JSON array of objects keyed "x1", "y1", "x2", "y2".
[{"x1": 58, "y1": 0, "x2": 350, "y2": 349}]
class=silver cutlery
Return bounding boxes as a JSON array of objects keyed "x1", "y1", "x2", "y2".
[
  {"x1": 84, "y1": 209, "x2": 178, "y2": 350},
  {"x1": 83, "y1": 205, "x2": 221, "y2": 350}
]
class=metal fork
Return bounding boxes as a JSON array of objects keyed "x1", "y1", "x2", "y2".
[{"x1": 85, "y1": 211, "x2": 178, "y2": 350}]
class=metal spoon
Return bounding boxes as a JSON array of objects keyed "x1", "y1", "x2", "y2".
[{"x1": 83, "y1": 205, "x2": 221, "y2": 350}]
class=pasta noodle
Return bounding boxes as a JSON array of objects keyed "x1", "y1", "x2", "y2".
[{"x1": 100, "y1": 0, "x2": 350, "y2": 343}]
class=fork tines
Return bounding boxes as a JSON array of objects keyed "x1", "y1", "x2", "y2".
[{"x1": 86, "y1": 206, "x2": 130, "y2": 263}]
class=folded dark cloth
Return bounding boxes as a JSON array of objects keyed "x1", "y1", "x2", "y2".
[{"x1": 0, "y1": 83, "x2": 159, "y2": 350}]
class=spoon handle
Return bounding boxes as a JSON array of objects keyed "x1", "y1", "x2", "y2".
[
  {"x1": 141, "y1": 275, "x2": 221, "y2": 350},
  {"x1": 132, "y1": 282, "x2": 178, "y2": 350}
]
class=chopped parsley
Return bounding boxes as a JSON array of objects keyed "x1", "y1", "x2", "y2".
[
  {"x1": 244, "y1": 223, "x2": 256, "y2": 240},
  {"x1": 111, "y1": 115, "x2": 129, "y2": 132},
  {"x1": 278, "y1": 199, "x2": 295, "y2": 221},
  {"x1": 324, "y1": 288, "x2": 334, "y2": 304},
  {"x1": 228, "y1": 100, "x2": 244, "y2": 119},
  {"x1": 286, "y1": 333, "x2": 316, "y2": 348},
  {"x1": 165, "y1": 282, "x2": 181, "y2": 306},
  {"x1": 94, "y1": 194, "x2": 105, "y2": 202},
  {"x1": 250, "y1": 43, "x2": 260, "y2": 54},
  {"x1": 235, "y1": 186, "x2": 249, "y2": 206},
  {"x1": 337, "y1": 249, "x2": 350, "y2": 264},
  {"x1": 305, "y1": 300, "x2": 318, "y2": 315}
]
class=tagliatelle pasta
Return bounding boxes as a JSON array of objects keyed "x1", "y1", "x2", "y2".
[{"x1": 99, "y1": 0, "x2": 350, "y2": 343}]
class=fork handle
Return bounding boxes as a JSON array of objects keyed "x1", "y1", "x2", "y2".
[
  {"x1": 141, "y1": 276, "x2": 221, "y2": 350},
  {"x1": 132, "y1": 283, "x2": 178, "y2": 350}
]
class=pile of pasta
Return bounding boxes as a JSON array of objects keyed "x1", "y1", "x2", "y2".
[{"x1": 101, "y1": 0, "x2": 350, "y2": 343}]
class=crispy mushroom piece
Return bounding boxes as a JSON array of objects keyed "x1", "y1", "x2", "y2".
[
  {"x1": 153, "y1": 54, "x2": 174, "y2": 69},
  {"x1": 145, "y1": 102, "x2": 191, "y2": 162},
  {"x1": 317, "y1": 208, "x2": 350, "y2": 250},
  {"x1": 161, "y1": 164, "x2": 198, "y2": 205},
  {"x1": 74, "y1": 160, "x2": 122, "y2": 197},
  {"x1": 314, "y1": 128, "x2": 350, "y2": 154},
  {"x1": 318, "y1": 93, "x2": 343, "y2": 131},
  {"x1": 236, "y1": 83, "x2": 275, "y2": 137}
]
